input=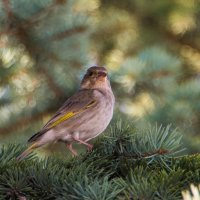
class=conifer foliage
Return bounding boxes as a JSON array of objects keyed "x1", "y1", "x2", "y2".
[{"x1": 0, "y1": 120, "x2": 200, "y2": 199}]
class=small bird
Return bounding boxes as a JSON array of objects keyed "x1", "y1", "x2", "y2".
[{"x1": 17, "y1": 66, "x2": 115, "y2": 160}]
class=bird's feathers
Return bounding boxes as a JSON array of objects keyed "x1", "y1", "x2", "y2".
[
  {"x1": 47, "y1": 99, "x2": 96, "y2": 129},
  {"x1": 27, "y1": 130, "x2": 46, "y2": 143},
  {"x1": 27, "y1": 89, "x2": 97, "y2": 144},
  {"x1": 16, "y1": 142, "x2": 39, "y2": 161},
  {"x1": 43, "y1": 89, "x2": 97, "y2": 129}
]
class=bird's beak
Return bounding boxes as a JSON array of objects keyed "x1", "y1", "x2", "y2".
[
  {"x1": 98, "y1": 71, "x2": 107, "y2": 77},
  {"x1": 97, "y1": 71, "x2": 107, "y2": 81}
]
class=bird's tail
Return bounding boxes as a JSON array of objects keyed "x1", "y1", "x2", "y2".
[
  {"x1": 16, "y1": 142, "x2": 39, "y2": 161},
  {"x1": 17, "y1": 130, "x2": 47, "y2": 161},
  {"x1": 28, "y1": 130, "x2": 46, "y2": 143}
]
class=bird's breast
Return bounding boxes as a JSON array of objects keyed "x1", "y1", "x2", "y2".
[
  {"x1": 58, "y1": 89, "x2": 114, "y2": 142},
  {"x1": 77, "y1": 92, "x2": 114, "y2": 141}
]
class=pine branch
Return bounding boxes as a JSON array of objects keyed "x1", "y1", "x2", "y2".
[
  {"x1": 0, "y1": 122, "x2": 199, "y2": 199},
  {"x1": 121, "y1": 148, "x2": 169, "y2": 160},
  {"x1": 94, "y1": 121, "x2": 183, "y2": 162}
]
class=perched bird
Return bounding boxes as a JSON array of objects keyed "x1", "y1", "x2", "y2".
[{"x1": 17, "y1": 66, "x2": 115, "y2": 160}]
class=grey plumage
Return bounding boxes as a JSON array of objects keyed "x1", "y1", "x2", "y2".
[{"x1": 17, "y1": 66, "x2": 115, "y2": 160}]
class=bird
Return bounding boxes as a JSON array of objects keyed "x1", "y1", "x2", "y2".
[{"x1": 17, "y1": 66, "x2": 115, "y2": 160}]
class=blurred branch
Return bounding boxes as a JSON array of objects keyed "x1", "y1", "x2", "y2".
[
  {"x1": 101, "y1": 1, "x2": 200, "y2": 57},
  {"x1": 35, "y1": 64, "x2": 64, "y2": 98},
  {"x1": 0, "y1": 41, "x2": 7, "y2": 48},
  {"x1": 143, "y1": 16, "x2": 200, "y2": 57},
  {"x1": 163, "y1": 29, "x2": 200, "y2": 53},
  {"x1": 22, "y1": 0, "x2": 63, "y2": 29},
  {"x1": 115, "y1": 148, "x2": 169, "y2": 159},
  {"x1": 0, "y1": 87, "x2": 72, "y2": 135},
  {"x1": 16, "y1": 26, "x2": 65, "y2": 97},
  {"x1": 0, "y1": 106, "x2": 56, "y2": 136},
  {"x1": 0, "y1": 0, "x2": 66, "y2": 37},
  {"x1": 2, "y1": 0, "x2": 13, "y2": 18},
  {"x1": 51, "y1": 26, "x2": 87, "y2": 41}
]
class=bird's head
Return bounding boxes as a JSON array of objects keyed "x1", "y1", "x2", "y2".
[{"x1": 81, "y1": 66, "x2": 110, "y2": 90}]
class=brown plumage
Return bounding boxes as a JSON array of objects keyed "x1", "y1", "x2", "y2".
[{"x1": 17, "y1": 66, "x2": 115, "y2": 160}]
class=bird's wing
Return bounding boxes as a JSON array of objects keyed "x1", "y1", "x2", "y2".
[
  {"x1": 24, "y1": 90, "x2": 97, "y2": 156},
  {"x1": 43, "y1": 89, "x2": 97, "y2": 130},
  {"x1": 27, "y1": 89, "x2": 98, "y2": 143}
]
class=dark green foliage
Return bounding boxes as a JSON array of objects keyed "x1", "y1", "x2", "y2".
[
  {"x1": 0, "y1": 121, "x2": 199, "y2": 199},
  {"x1": 117, "y1": 168, "x2": 185, "y2": 200},
  {"x1": 0, "y1": 0, "x2": 200, "y2": 156}
]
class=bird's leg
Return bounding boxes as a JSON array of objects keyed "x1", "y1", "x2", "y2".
[
  {"x1": 86, "y1": 143, "x2": 93, "y2": 151},
  {"x1": 72, "y1": 137, "x2": 93, "y2": 151},
  {"x1": 66, "y1": 143, "x2": 78, "y2": 156}
]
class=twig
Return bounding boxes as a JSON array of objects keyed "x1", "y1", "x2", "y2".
[{"x1": 116, "y1": 148, "x2": 170, "y2": 160}]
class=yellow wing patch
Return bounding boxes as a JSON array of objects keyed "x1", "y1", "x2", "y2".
[
  {"x1": 48, "y1": 111, "x2": 75, "y2": 128},
  {"x1": 48, "y1": 100, "x2": 96, "y2": 129}
]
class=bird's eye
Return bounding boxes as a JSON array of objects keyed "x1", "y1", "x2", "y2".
[{"x1": 88, "y1": 71, "x2": 93, "y2": 76}]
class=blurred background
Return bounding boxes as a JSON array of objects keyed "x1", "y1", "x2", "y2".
[{"x1": 0, "y1": 0, "x2": 200, "y2": 155}]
